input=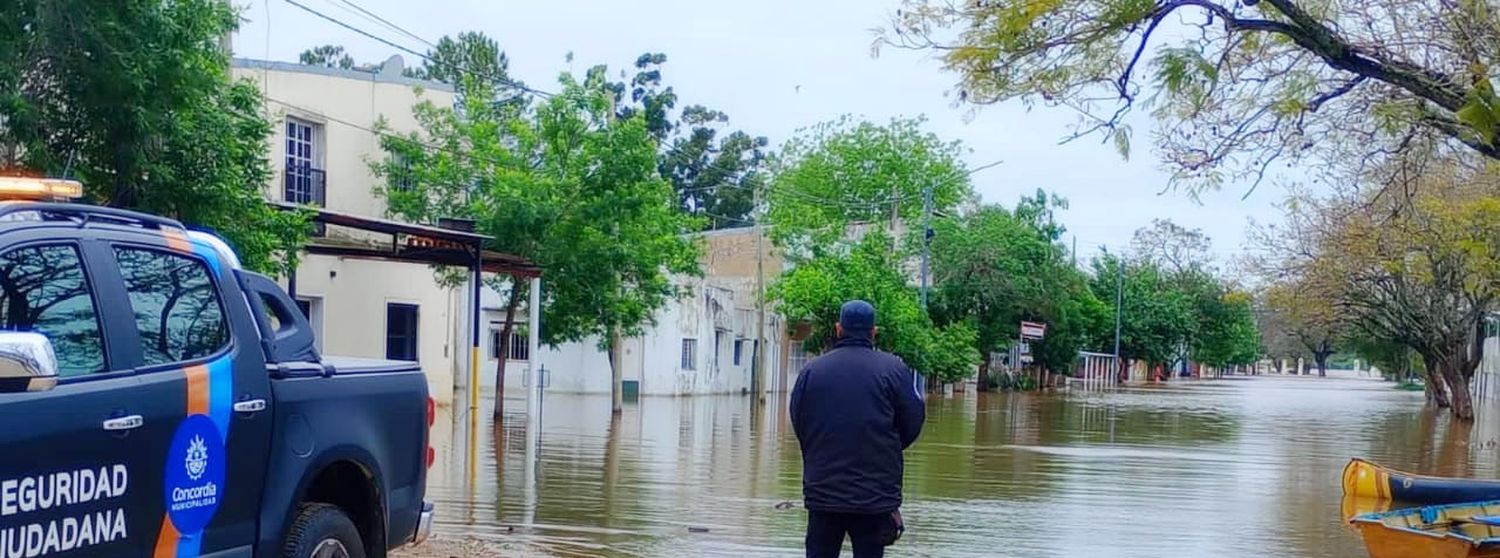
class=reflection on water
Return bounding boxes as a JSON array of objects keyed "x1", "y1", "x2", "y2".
[{"x1": 426, "y1": 374, "x2": 1500, "y2": 557}]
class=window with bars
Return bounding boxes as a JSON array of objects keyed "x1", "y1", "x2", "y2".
[
  {"x1": 681, "y1": 338, "x2": 698, "y2": 371},
  {"x1": 390, "y1": 153, "x2": 415, "y2": 192},
  {"x1": 284, "y1": 118, "x2": 324, "y2": 205},
  {"x1": 490, "y1": 329, "x2": 529, "y2": 361}
]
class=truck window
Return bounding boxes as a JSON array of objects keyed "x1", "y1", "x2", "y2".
[
  {"x1": 0, "y1": 245, "x2": 105, "y2": 376},
  {"x1": 114, "y1": 247, "x2": 229, "y2": 366}
]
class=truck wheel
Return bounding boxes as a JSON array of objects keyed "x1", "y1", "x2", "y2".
[{"x1": 282, "y1": 503, "x2": 367, "y2": 558}]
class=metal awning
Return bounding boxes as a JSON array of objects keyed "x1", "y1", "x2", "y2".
[
  {"x1": 271, "y1": 201, "x2": 540, "y2": 277},
  {"x1": 271, "y1": 201, "x2": 544, "y2": 436}
]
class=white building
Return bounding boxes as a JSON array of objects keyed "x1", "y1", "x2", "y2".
[
  {"x1": 481, "y1": 227, "x2": 794, "y2": 397},
  {"x1": 232, "y1": 57, "x2": 483, "y2": 408},
  {"x1": 234, "y1": 56, "x2": 790, "y2": 406}
]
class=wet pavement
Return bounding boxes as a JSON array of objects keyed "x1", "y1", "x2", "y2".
[{"x1": 421, "y1": 372, "x2": 1500, "y2": 557}]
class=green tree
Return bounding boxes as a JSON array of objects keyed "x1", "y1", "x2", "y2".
[
  {"x1": 1280, "y1": 155, "x2": 1500, "y2": 419},
  {"x1": 405, "y1": 32, "x2": 521, "y2": 95},
  {"x1": 1191, "y1": 287, "x2": 1262, "y2": 371},
  {"x1": 927, "y1": 194, "x2": 1107, "y2": 388},
  {"x1": 1344, "y1": 330, "x2": 1420, "y2": 382},
  {"x1": 299, "y1": 44, "x2": 356, "y2": 70},
  {"x1": 770, "y1": 232, "x2": 979, "y2": 383},
  {"x1": 0, "y1": 0, "x2": 305, "y2": 273},
  {"x1": 373, "y1": 61, "x2": 700, "y2": 416},
  {"x1": 1031, "y1": 275, "x2": 1114, "y2": 376},
  {"x1": 297, "y1": 44, "x2": 382, "y2": 73},
  {"x1": 883, "y1": 0, "x2": 1500, "y2": 191},
  {"x1": 1261, "y1": 279, "x2": 1344, "y2": 376},
  {"x1": 612, "y1": 53, "x2": 768, "y2": 229},
  {"x1": 765, "y1": 116, "x2": 980, "y2": 384},
  {"x1": 1090, "y1": 255, "x2": 1196, "y2": 375},
  {"x1": 766, "y1": 116, "x2": 972, "y2": 256}
]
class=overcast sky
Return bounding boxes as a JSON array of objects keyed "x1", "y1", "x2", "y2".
[{"x1": 234, "y1": 0, "x2": 1287, "y2": 265}]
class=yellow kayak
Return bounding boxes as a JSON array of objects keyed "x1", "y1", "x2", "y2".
[
  {"x1": 1345, "y1": 458, "x2": 1500, "y2": 504},
  {"x1": 1351, "y1": 500, "x2": 1500, "y2": 558}
]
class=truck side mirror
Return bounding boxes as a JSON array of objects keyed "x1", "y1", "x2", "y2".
[{"x1": 0, "y1": 332, "x2": 59, "y2": 393}]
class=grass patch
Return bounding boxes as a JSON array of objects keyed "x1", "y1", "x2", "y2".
[{"x1": 1395, "y1": 381, "x2": 1425, "y2": 391}]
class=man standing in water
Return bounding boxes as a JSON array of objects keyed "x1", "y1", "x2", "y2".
[{"x1": 790, "y1": 300, "x2": 926, "y2": 558}]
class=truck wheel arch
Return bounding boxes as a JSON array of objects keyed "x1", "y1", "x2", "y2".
[{"x1": 289, "y1": 455, "x2": 388, "y2": 557}]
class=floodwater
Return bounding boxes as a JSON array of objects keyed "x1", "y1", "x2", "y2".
[{"x1": 423, "y1": 372, "x2": 1500, "y2": 557}]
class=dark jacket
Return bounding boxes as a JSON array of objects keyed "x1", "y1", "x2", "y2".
[{"x1": 790, "y1": 335, "x2": 926, "y2": 514}]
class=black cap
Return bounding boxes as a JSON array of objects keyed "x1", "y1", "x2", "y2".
[{"x1": 839, "y1": 300, "x2": 876, "y2": 332}]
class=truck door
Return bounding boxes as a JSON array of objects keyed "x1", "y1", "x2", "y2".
[
  {"x1": 106, "y1": 240, "x2": 272, "y2": 557},
  {"x1": 0, "y1": 240, "x2": 169, "y2": 557}
]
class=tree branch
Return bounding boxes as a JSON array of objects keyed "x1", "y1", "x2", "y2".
[
  {"x1": 1308, "y1": 76, "x2": 1368, "y2": 112},
  {"x1": 1118, "y1": 12, "x2": 1170, "y2": 103},
  {"x1": 1256, "y1": 0, "x2": 1466, "y2": 111},
  {"x1": 1422, "y1": 111, "x2": 1500, "y2": 159}
]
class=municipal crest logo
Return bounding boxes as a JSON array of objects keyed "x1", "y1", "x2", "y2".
[{"x1": 185, "y1": 435, "x2": 209, "y2": 481}]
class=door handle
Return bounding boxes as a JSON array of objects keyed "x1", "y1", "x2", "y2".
[
  {"x1": 102, "y1": 415, "x2": 143, "y2": 431},
  {"x1": 233, "y1": 399, "x2": 267, "y2": 413}
]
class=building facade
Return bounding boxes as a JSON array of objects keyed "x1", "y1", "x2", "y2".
[
  {"x1": 480, "y1": 227, "x2": 793, "y2": 397},
  {"x1": 232, "y1": 57, "x2": 474, "y2": 407},
  {"x1": 235, "y1": 57, "x2": 791, "y2": 403}
]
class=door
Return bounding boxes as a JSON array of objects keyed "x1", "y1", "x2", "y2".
[
  {"x1": 0, "y1": 241, "x2": 169, "y2": 557},
  {"x1": 107, "y1": 242, "x2": 272, "y2": 557}
]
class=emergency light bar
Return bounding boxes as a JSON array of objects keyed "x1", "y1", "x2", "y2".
[{"x1": 0, "y1": 176, "x2": 84, "y2": 201}]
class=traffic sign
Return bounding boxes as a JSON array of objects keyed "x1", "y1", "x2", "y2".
[{"x1": 1020, "y1": 321, "x2": 1047, "y2": 340}]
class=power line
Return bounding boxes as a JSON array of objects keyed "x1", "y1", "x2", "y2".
[
  {"x1": 283, "y1": 0, "x2": 917, "y2": 219},
  {"x1": 328, "y1": 0, "x2": 435, "y2": 49},
  {"x1": 281, "y1": 0, "x2": 777, "y2": 186},
  {"x1": 282, "y1": 0, "x2": 553, "y2": 99}
]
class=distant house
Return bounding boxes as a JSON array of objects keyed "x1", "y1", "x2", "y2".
[{"x1": 481, "y1": 226, "x2": 794, "y2": 397}]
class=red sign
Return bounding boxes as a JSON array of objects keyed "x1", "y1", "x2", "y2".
[{"x1": 1020, "y1": 321, "x2": 1047, "y2": 340}]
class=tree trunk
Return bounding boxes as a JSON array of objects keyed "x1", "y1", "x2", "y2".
[
  {"x1": 1441, "y1": 359, "x2": 1475, "y2": 420},
  {"x1": 609, "y1": 328, "x2": 624, "y2": 415},
  {"x1": 1314, "y1": 351, "x2": 1331, "y2": 378},
  {"x1": 492, "y1": 287, "x2": 521, "y2": 420},
  {"x1": 1421, "y1": 354, "x2": 1452, "y2": 408},
  {"x1": 977, "y1": 352, "x2": 992, "y2": 392}
]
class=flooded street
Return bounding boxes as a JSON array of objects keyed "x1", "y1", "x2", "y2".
[{"x1": 423, "y1": 373, "x2": 1500, "y2": 557}]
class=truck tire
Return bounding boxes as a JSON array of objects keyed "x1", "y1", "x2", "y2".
[{"x1": 282, "y1": 503, "x2": 368, "y2": 558}]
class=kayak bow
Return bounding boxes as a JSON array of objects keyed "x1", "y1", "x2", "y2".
[{"x1": 1345, "y1": 458, "x2": 1500, "y2": 505}]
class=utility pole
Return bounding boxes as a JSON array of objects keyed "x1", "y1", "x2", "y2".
[
  {"x1": 1113, "y1": 257, "x2": 1124, "y2": 379},
  {"x1": 920, "y1": 183, "x2": 933, "y2": 309},
  {"x1": 889, "y1": 184, "x2": 900, "y2": 233},
  {"x1": 753, "y1": 179, "x2": 767, "y2": 403}
]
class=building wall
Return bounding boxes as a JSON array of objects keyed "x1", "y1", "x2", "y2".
[
  {"x1": 287, "y1": 255, "x2": 460, "y2": 405},
  {"x1": 475, "y1": 228, "x2": 789, "y2": 397},
  {"x1": 232, "y1": 58, "x2": 470, "y2": 407},
  {"x1": 231, "y1": 58, "x2": 454, "y2": 217}
]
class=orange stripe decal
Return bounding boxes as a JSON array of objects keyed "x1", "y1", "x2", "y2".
[
  {"x1": 185, "y1": 365, "x2": 209, "y2": 416},
  {"x1": 153, "y1": 516, "x2": 179, "y2": 558},
  {"x1": 163, "y1": 227, "x2": 191, "y2": 254}
]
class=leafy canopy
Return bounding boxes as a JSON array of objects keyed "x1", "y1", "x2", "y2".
[
  {"x1": 765, "y1": 116, "x2": 981, "y2": 382},
  {"x1": 372, "y1": 53, "x2": 702, "y2": 346},
  {"x1": 884, "y1": 0, "x2": 1500, "y2": 192},
  {"x1": 767, "y1": 116, "x2": 972, "y2": 257},
  {"x1": 609, "y1": 54, "x2": 769, "y2": 230},
  {"x1": 770, "y1": 232, "x2": 980, "y2": 382},
  {"x1": 928, "y1": 192, "x2": 1111, "y2": 374},
  {"x1": 1, "y1": 0, "x2": 306, "y2": 273}
]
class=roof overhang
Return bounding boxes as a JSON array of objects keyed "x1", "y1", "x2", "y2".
[{"x1": 272, "y1": 201, "x2": 541, "y2": 278}]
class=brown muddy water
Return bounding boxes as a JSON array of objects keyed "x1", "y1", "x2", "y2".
[{"x1": 420, "y1": 373, "x2": 1500, "y2": 557}]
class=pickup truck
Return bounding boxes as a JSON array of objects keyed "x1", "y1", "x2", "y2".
[{"x1": 0, "y1": 181, "x2": 433, "y2": 558}]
